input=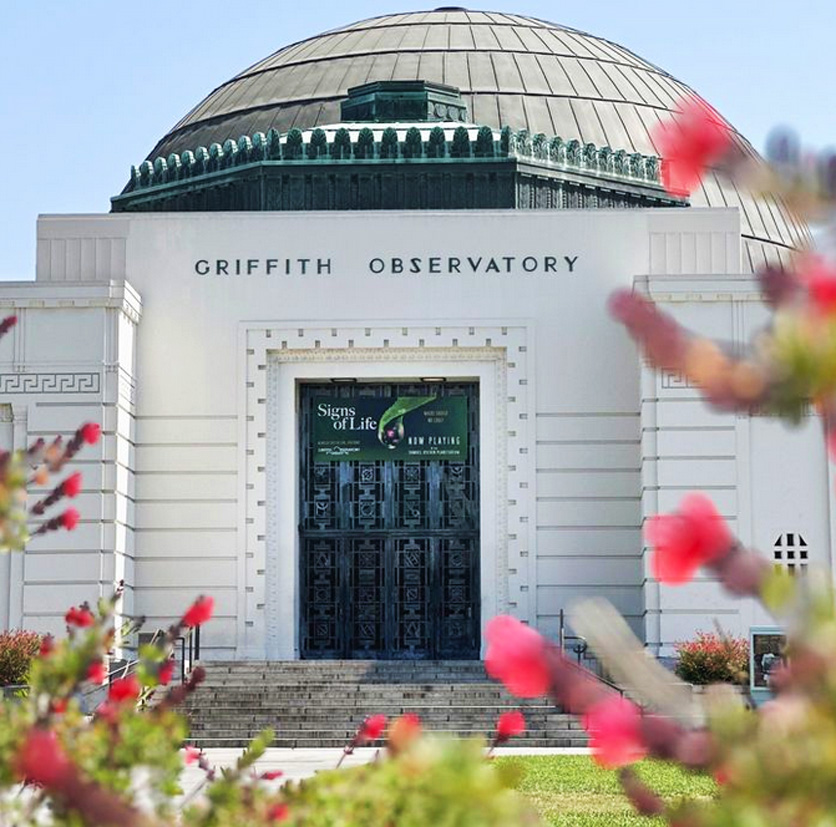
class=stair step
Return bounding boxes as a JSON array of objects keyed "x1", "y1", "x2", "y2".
[{"x1": 184, "y1": 661, "x2": 589, "y2": 749}]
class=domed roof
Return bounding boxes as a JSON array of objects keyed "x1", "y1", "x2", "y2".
[{"x1": 147, "y1": 9, "x2": 806, "y2": 269}]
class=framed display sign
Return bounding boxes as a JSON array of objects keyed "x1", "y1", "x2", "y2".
[
  {"x1": 751, "y1": 630, "x2": 786, "y2": 688},
  {"x1": 749, "y1": 626, "x2": 786, "y2": 703},
  {"x1": 313, "y1": 395, "x2": 468, "y2": 462}
]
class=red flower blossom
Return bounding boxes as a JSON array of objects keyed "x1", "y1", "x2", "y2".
[
  {"x1": 108, "y1": 675, "x2": 140, "y2": 704},
  {"x1": 86, "y1": 661, "x2": 106, "y2": 684},
  {"x1": 184, "y1": 746, "x2": 201, "y2": 765},
  {"x1": 61, "y1": 472, "x2": 82, "y2": 498},
  {"x1": 158, "y1": 659, "x2": 175, "y2": 685},
  {"x1": 50, "y1": 699, "x2": 68, "y2": 715},
  {"x1": 16, "y1": 729, "x2": 73, "y2": 788},
  {"x1": 80, "y1": 422, "x2": 101, "y2": 444},
  {"x1": 388, "y1": 713, "x2": 422, "y2": 752},
  {"x1": 261, "y1": 770, "x2": 284, "y2": 780},
  {"x1": 496, "y1": 710, "x2": 526, "y2": 742},
  {"x1": 655, "y1": 98, "x2": 732, "y2": 196},
  {"x1": 646, "y1": 494, "x2": 732, "y2": 585},
  {"x1": 583, "y1": 696, "x2": 647, "y2": 769},
  {"x1": 485, "y1": 615, "x2": 550, "y2": 698},
  {"x1": 39, "y1": 636, "x2": 54, "y2": 657},
  {"x1": 267, "y1": 803, "x2": 289, "y2": 822},
  {"x1": 357, "y1": 714, "x2": 387, "y2": 744},
  {"x1": 182, "y1": 595, "x2": 214, "y2": 628},
  {"x1": 65, "y1": 605, "x2": 95, "y2": 627},
  {"x1": 799, "y1": 255, "x2": 836, "y2": 314},
  {"x1": 60, "y1": 508, "x2": 80, "y2": 531}
]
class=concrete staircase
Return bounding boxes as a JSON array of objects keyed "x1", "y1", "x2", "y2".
[{"x1": 184, "y1": 660, "x2": 589, "y2": 748}]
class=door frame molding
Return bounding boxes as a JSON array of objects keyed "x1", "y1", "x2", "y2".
[{"x1": 237, "y1": 321, "x2": 537, "y2": 660}]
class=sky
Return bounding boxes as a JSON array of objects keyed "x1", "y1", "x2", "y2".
[{"x1": 1, "y1": 0, "x2": 834, "y2": 280}]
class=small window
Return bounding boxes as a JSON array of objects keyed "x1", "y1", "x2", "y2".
[{"x1": 773, "y1": 533, "x2": 808, "y2": 575}]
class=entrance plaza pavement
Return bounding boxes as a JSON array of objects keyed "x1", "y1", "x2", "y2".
[{"x1": 177, "y1": 746, "x2": 592, "y2": 804}]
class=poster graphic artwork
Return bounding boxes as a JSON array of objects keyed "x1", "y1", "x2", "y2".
[{"x1": 313, "y1": 396, "x2": 468, "y2": 461}]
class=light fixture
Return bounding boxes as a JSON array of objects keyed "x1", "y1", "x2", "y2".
[{"x1": 420, "y1": 377, "x2": 447, "y2": 383}]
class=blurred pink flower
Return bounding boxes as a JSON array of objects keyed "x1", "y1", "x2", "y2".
[
  {"x1": 182, "y1": 595, "x2": 214, "y2": 628},
  {"x1": 65, "y1": 605, "x2": 94, "y2": 627},
  {"x1": 656, "y1": 98, "x2": 732, "y2": 196},
  {"x1": 108, "y1": 675, "x2": 140, "y2": 704},
  {"x1": 86, "y1": 660, "x2": 106, "y2": 684},
  {"x1": 646, "y1": 494, "x2": 732, "y2": 584},
  {"x1": 799, "y1": 255, "x2": 836, "y2": 314},
  {"x1": 16, "y1": 730, "x2": 73, "y2": 788},
  {"x1": 60, "y1": 508, "x2": 80, "y2": 531},
  {"x1": 583, "y1": 696, "x2": 647, "y2": 768},
  {"x1": 267, "y1": 803, "x2": 289, "y2": 822},
  {"x1": 79, "y1": 422, "x2": 101, "y2": 444},
  {"x1": 485, "y1": 615, "x2": 550, "y2": 698},
  {"x1": 184, "y1": 746, "x2": 201, "y2": 765},
  {"x1": 158, "y1": 659, "x2": 175, "y2": 685},
  {"x1": 496, "y1": 710, "x2": 526, "y2": 742},
  {"x1": 388, "y1": 713, "x2": 422, "y2": 753},
  {"x1": 357, "y1": 714, "x2": 387, "y2": 744},
  {"x1": 61, "y1": 472, "x2": 83, "y2": 498}
]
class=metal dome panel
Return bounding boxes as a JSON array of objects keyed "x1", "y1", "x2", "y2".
[{"x1": 143, "y1": 9, "x2": 807, "y2": 264}]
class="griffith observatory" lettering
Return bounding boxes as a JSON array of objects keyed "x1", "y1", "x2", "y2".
[{"x1": 193, "y1": 254, "x2": 579, "y2": 276}]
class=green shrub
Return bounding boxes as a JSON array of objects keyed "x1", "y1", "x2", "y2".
[
  {"x1": 674, "y1": 632, "x2": 748, "y2": 685},
  {"x1": 0, "y1": 630, "x2": 42, "y2": 686}
]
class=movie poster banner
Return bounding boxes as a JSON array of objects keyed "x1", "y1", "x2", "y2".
[{"x1": 313, "y1": 396, "x2": 468, "y2": 462}]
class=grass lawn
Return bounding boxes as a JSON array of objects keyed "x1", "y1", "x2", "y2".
[{"x1": 495, "y1": 755, "x2": 717, "y2": 826}]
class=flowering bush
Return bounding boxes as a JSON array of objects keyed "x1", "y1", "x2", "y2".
[
  {"x1": 0, "y1": 589, "x2": 196, "y2": 825},
  {"x1": 674, "y1": 632, "x2": 749, "y2": 686},
  {"x1": 0, "y1": 592, "x2": 535, "y2": 825},
  {"x1": 0, "y1": 630, "x2": 42, "y2": 687}
]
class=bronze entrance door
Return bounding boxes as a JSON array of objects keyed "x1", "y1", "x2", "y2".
[{"x1": 299, "y1": 382, "x2": 480, "y2": 659}]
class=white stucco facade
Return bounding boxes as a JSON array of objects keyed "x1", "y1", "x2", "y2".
[{"x1": 0, "y1": 207, "x2": 828, "y2": 658}]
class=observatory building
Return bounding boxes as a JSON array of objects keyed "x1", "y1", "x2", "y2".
[{"x1": 0, "y1": 10, "x2": 824, "y2": 663}]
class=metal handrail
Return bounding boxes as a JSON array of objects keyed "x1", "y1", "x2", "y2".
[{"x1": 1, "y1": 624, "x2": 202, "y2": 703}]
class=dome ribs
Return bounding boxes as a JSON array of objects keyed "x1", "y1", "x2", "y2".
[{"x1": 129, "y1": 9, "x2": 800, "y2": 262}]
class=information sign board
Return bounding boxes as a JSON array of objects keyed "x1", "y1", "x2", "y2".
[{"x1": 313, "y1": 395, "x2": 468, "y2": 462}]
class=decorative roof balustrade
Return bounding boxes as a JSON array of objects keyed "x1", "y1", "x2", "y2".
[{"x1": 123, "y1": 122, "x2": 664, "y2": 195}]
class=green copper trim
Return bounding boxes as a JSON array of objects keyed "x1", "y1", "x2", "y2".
[
  {"x1": 119, "y1": 123, "x2": 664, "y2": 197},
  {"x1": 340, "y1": 80, "x2": 469, "y2": 123}
]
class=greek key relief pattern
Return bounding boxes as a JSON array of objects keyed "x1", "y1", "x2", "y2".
[
  {"x1": 246, "y1": 323, "x2": 535, "y2": 656},
  {"x1": 660, "y1": 370, "x2": 694, "y2": 389},
  {"x1": 0, "y1": 372, "x2": 101, "y2": 394}
]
